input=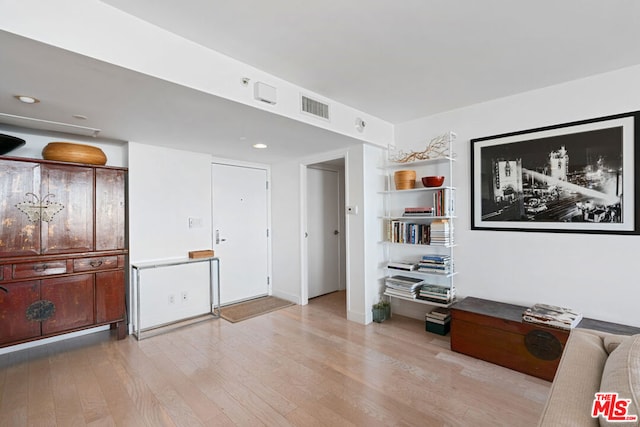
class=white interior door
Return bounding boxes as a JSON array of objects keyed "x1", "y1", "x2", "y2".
[
  {"x1": 212, "y1": 163, "x2": 269, "y2": 305},
  {"x1": 307, "y1": 167, "x2": 340, "y2": 298}
]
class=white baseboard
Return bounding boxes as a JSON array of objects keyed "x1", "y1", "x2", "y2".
[{"x1": 0, "y1": 325, "x2": 111, "y2": 355}]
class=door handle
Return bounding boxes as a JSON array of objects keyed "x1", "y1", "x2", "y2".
[
  {"x1": 334, "y1": 230, "x2": 340, "y2": 235},
  {"x1": 0, "y1": 286, "x2": 8, "y2": 294}
]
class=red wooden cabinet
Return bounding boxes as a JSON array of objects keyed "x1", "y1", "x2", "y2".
[
  {"x1": 0, "y1": 281, "x2": 41, "y2": 345},
  {"x1": 95, "y1": 270, "x2": 125, "y2": 324},
  {"x1": 41, "y1": 274, "x2": 95, "y2": 335},
  {"x1": 0, "y1": 160, "x2": 41, "y2": 257},
  {"x1": 0, "y1": 156, "x2": 128, "y2": 347},
  {"x1": 40, "y1": 164, "x2": 95, "y2": 255},
  {"x1": 96, "y1": 168, "x2": 126, "y2": 251}
]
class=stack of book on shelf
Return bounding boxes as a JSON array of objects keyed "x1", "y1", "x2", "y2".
[
  {"x1": 387, "y1": 220, "x2": 430, "y2": 245},
  {"x1": 425, "y1": 307, "x2": 451, "y2": 335},
  {"x1": 433, "y1": 188, "x2": 454, "y2": 216},
  {"x1": 387, "y1": 261, "x2": 418, "y2": 271},
  {"x1": 418, "y1": 254, "x2": 452, "y2": 275},
  {"x1": 402, "y1": 206, "x2": 433, "y2": 217},
  {"x1": 417, "y1": 284, "x2": 455, "y2": 304},
  {"x1": 429, "y1": 219, "x2": 452, "y2": 246},
  {"x1": 384, "y1": 275, "x2": 426, "y2": 299},
  {"x1": 522, "y1": 303, "x2": 583, "y2": 330}
]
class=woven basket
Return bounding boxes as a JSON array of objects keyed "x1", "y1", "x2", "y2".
[
  {"x1": 394, "y1": 170, "x2": 416, "y2": 190},
  {"x1": 42, "y1": 142, "x2": 107, "y2": 165}
]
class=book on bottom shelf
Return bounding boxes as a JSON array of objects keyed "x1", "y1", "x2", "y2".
[
  {"x1": 425, "y1": 316, "x2": 450, "y2": 325},
  {"x1": 417, "y1": 284, "x2": 455, "y2": 304},
  {"x1": 425, "y1": 311, "x2": 451, "y2": 335},
  {"x1": 384, "y1": 288, "x2": 417, "y2": 299},
  {"x1": 385, "y1": 275, "x2": 425, "y2": 299},
  {"x1": 426, "y1": 307, "x2": 451, "y2": 321},
  {"x1": 385, "y1": 275, "x2": 425, "y2": 287}
]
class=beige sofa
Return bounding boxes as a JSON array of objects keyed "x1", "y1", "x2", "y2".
[{"x1": 538, "y1": 328, "x2": 639, "y2": 426}]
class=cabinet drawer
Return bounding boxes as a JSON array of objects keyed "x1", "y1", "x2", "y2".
[
  {"x1": 73, "y1": 256, "x2": 119, "y2": 272},
  {"x1": 12, "y1": 261, "x2": 68, "y2": 279}
]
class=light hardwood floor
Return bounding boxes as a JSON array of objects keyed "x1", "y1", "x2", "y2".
[{"x1": 0, "y1": 291, "x2": 550, "y2": 426}]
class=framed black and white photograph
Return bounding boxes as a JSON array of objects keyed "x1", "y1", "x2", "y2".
[{"x1": 471, "y1": 111, "x2": 640, "y2": 234}]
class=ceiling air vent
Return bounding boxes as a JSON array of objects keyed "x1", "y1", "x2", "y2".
[{"x1": 301, "y1": 96, "x2": 330, "y2": 120}]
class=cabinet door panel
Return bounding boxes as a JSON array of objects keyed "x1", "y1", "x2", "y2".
[
  {"x1": 0, "y1": 160, "x2": 41, "y2": 257},
  {"x1": 41, "y1": 274, "x2": 94, "y2": 334},
  {"x1": 40, "y1": 165, "x2": 94, "y2": 254},
  {"x1": 96, "y1": 169, "x2": 126, "y2": 251},
  {"x1": 0, "y1": 281, "x2": 41, "y2": 344},
  {"x1": 95, "y1": 270, "x2": 125, "y2": 323}
]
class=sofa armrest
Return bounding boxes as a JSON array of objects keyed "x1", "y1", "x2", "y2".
[{"x1": 538, "y1": 329, "x2": 611, "y2": 427}]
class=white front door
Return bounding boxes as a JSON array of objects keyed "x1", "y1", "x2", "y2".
[
  {"x1": 307, "y1": 167, "x2": 341, "y2": 298},
  {"x1": 212, "y1": 163, "x2": 269, "y2": 305}
]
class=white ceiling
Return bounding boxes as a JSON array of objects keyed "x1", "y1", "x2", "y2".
[
  {"x1": 101, "y1": 0, "x2": 640, "y2": 122},
  {"x1": 2, "y1": 1, "x2": 640, "y2": 162},
  {"x1": 0, "y1": 31, "x2": 365, "y2": 163}
]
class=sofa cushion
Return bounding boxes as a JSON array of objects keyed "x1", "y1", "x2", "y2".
[
  {"x1": 598, "y1": 334, "x2": 639, "y2": 426},
  {"x1": 538, "y1": 329, "x2": 608, "y2": 427},
  {"x1": 604, "y1": 334, "x2": 628, "y2": 355}
]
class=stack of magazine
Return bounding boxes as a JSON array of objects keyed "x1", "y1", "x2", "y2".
[
  {"x1": 417, "y1": 284, "x2": 455, "y2": 304},
  {"x1": 522, "y1": 303, "x2": 583, "y2": 330},
  {"x1": 384, "y1": 275, "x2": 425, "y2": 299},
  {"x1": 417, "y1": 254, "x2": 452, "y2": 275},
  {"x1": 426, "y1": 307, "x2": 451, "y2": 325}
]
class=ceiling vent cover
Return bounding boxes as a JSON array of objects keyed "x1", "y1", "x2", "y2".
[{"x1": 301, "y1": 96, "x2": 330, "y2": 120}]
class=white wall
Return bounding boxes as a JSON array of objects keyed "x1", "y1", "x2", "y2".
[
  {"x1": 270, "y1": 143, "x2": 384, "y2": 323},
  {"x1": 362, "y1": 144, "x2": 386, "y2": 323},
  {"x1": 270, "y1": 160, "x2": 302, "y2": 303},
  {"x1": 393, "y1": 64, "x2": 640, "y2": 327},
  {"x1": 128, "y1": 142, "x2": 213, "y2": 328}
]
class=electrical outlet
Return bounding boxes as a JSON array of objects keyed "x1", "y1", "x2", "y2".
[
  {"x1": 181, "y1": 291, "x2": 188, "y2": 302},
  {"x1": 168, "y1": 294, "x2": 176, "y2": 304}
]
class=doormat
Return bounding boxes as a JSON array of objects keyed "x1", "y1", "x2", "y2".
[{"x1": 220, "y1": 296, "x2": 294, "y2": 323}]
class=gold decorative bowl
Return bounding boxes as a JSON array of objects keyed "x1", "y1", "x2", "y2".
[{"x1": 42, "y1": 142, "x2": 107, "y2": 165}]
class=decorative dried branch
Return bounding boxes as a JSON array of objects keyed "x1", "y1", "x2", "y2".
[{"x1": 390, "y1": 133, "x2": 454, "y2": 163}]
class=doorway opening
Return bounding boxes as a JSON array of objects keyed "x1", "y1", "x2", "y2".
[{"x1": 305, "y1": 157, "x2": 346, "y2": 315}]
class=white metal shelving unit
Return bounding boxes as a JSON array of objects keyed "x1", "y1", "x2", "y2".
[{"x1": 380, "y1": 132, "x2": 458, "y2": 309}]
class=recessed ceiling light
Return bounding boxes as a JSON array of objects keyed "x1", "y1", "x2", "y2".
[
  {"x1": 252, "y1": 143, "x2": 268, "y2": 149},
  {"x1": 15, "y1": 95, "x2": 40, "y2": 104}
]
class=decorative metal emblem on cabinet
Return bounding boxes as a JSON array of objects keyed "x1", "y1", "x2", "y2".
[
  {"x1": 524, "y1": 329, "x2": 563, "y2": 360},
  {"x1": 15, "y1": 193, "x2": 65, "y2": 222},
  {"x1": 26, "y1": 300, "x2": 56, "y2": 322}
]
